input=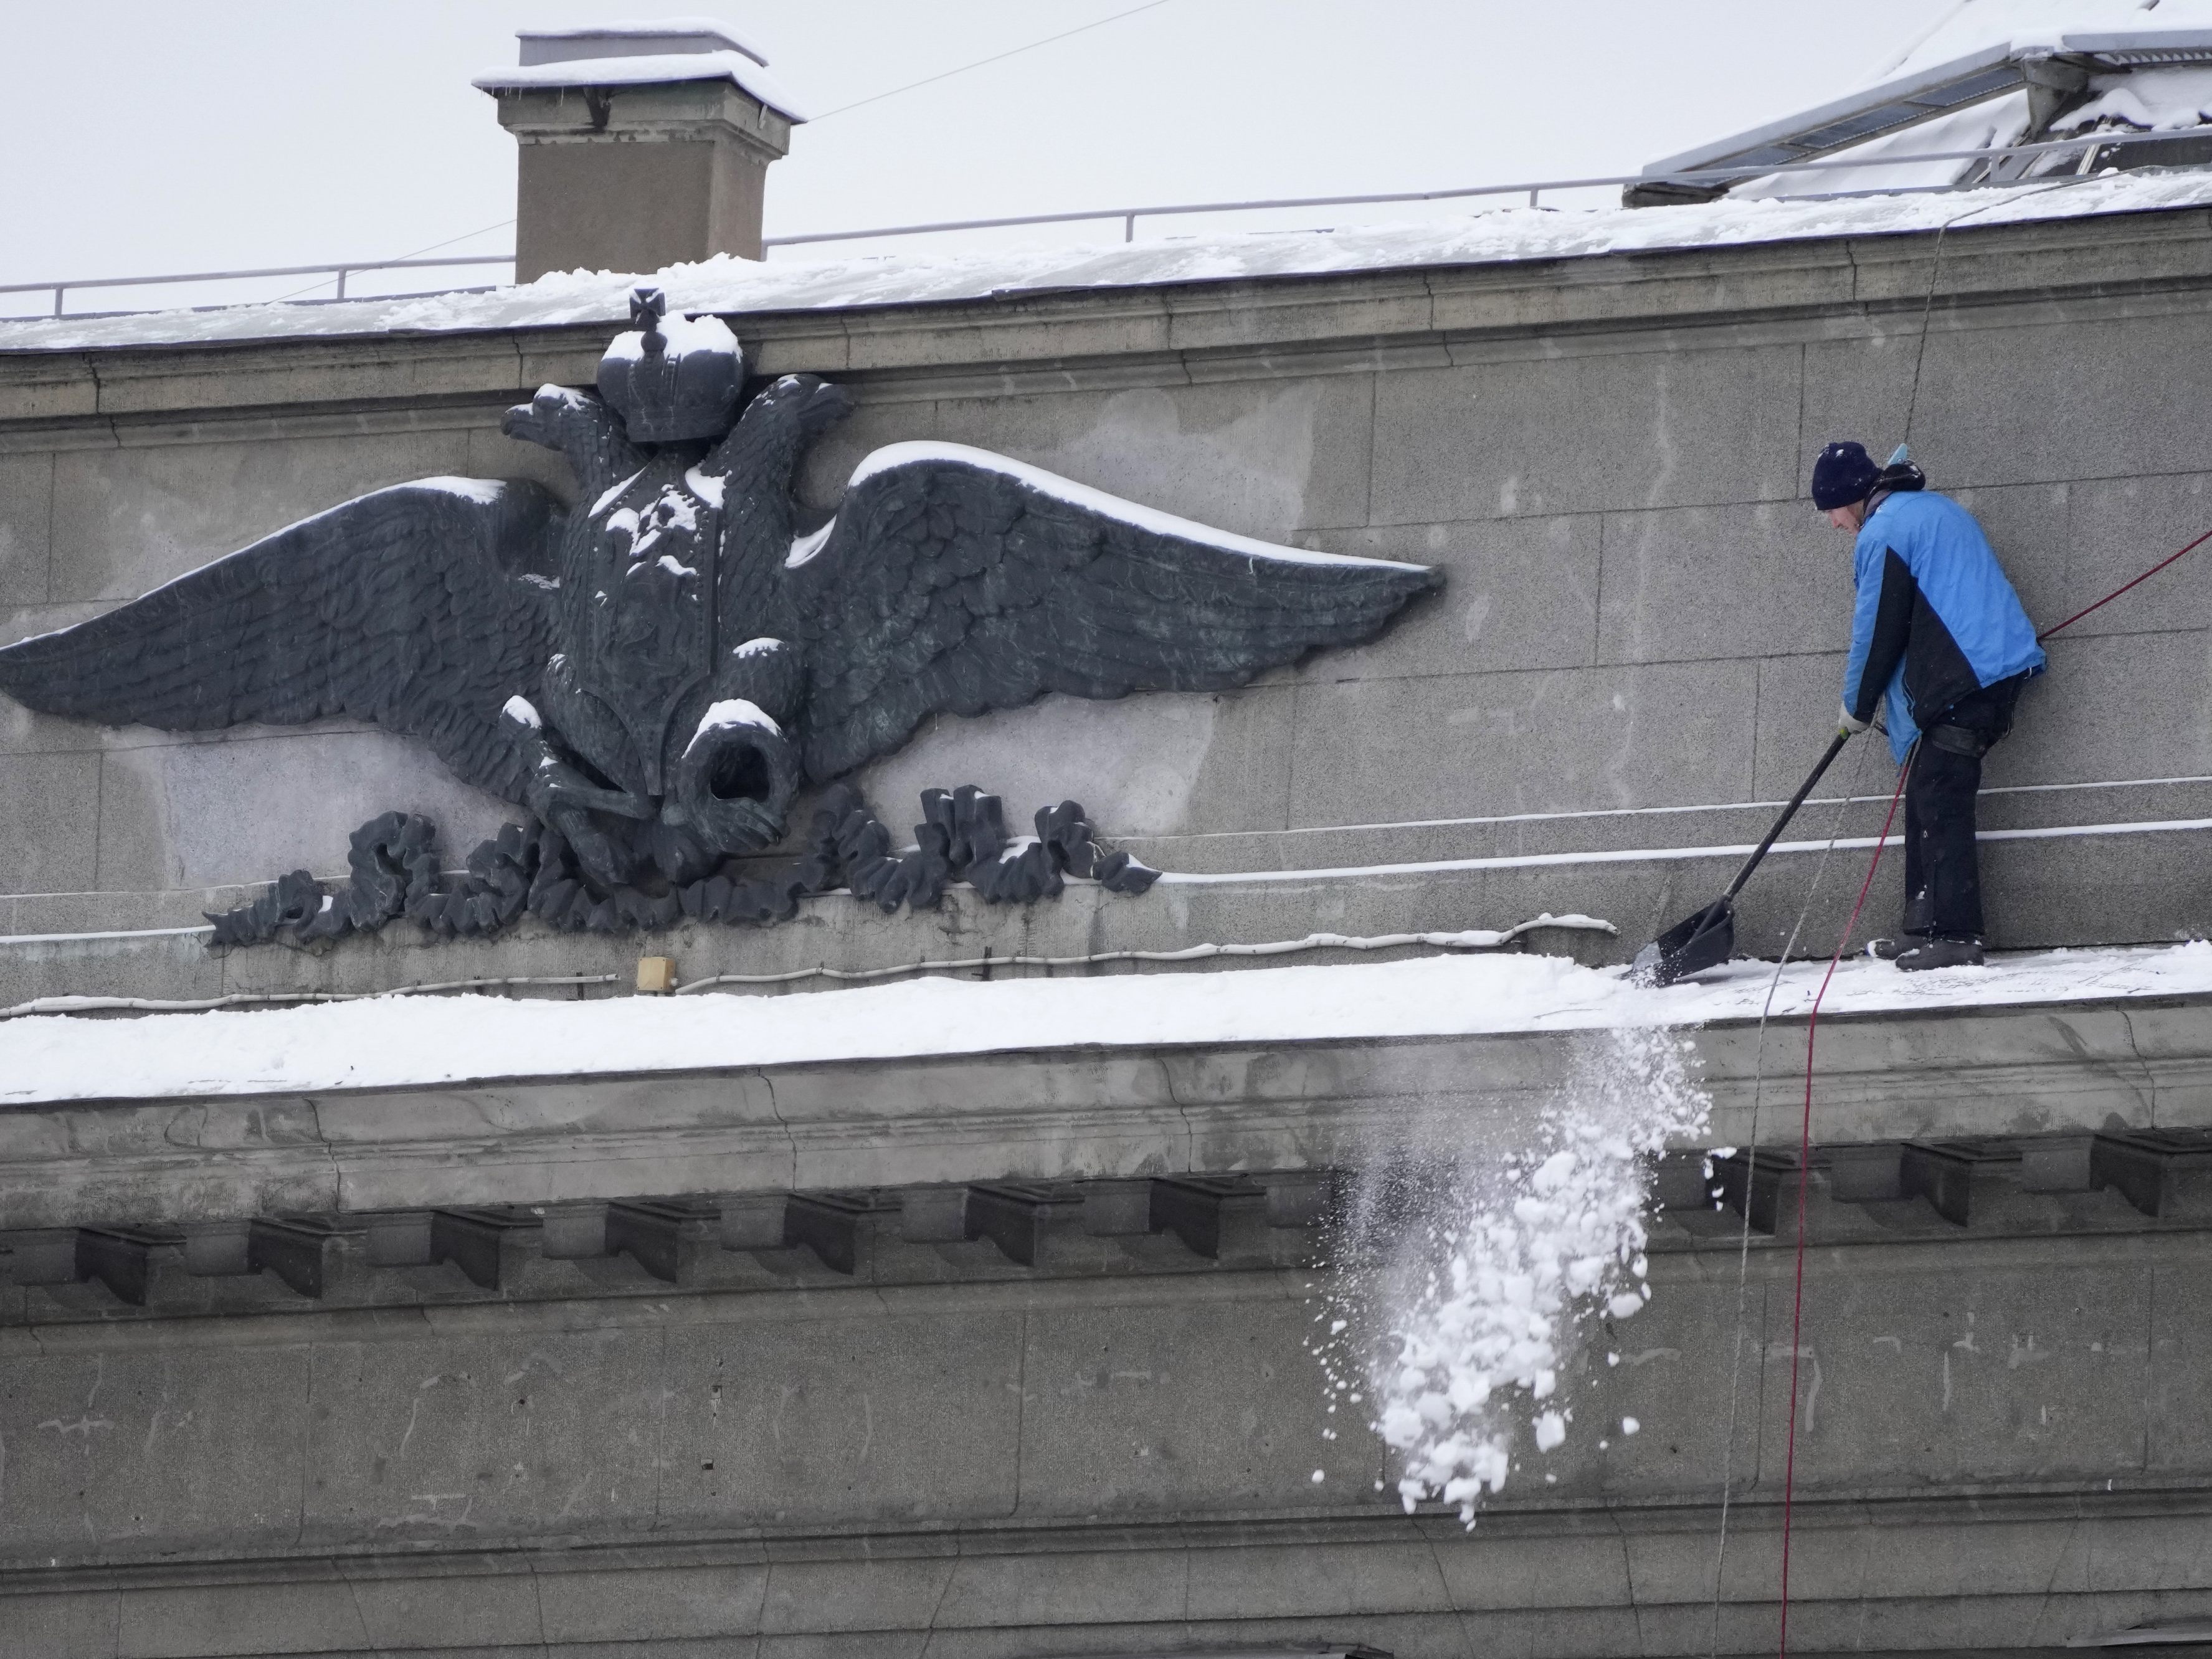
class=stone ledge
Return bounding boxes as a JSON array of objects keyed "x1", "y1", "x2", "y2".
[
  {"x1": 4, "y1": 1130, "x2": 2206, "y2": 1326},
  {"x1": 0, "y1": 1213, "x2": 2200, "y2": 1655},
  {"x1": 0, "y1": 994, "x2": 2206, "y2": 1231},
  {"x1": 3, "y1": 1212, "x2": 2198, "y2": 1352},
  {"x1": 0, "y1": 1488, "x2": 2205, "y2": 1659},
  {"x1": 0, "y1": 1172, "x2": 1326, "y2": 1318},
  {"x1": 4, "y1": 207, "x2": 2210, "y2": 427}
]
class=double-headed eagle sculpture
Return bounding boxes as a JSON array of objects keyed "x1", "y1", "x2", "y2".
[{"x1": 0, "y1": 289, "x2": 1438, "y2": 921}]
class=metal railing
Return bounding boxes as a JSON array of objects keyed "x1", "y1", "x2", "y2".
[
  {"x1": 0, "y1": 254, "x2": 515, "y2": 320},
  {"x1": 4, "y1": 125, "x2": 2203, "y2": 321},
  {"x1": 757, "y1": 125, "x2": 2206, "y2": 249}
]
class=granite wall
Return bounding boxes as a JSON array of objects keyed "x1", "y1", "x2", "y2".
[
  {"x1": 4, "y1": 1141, "x2": 2207, "y2": 1659},
  {"x1": 2, "y1": 206, "x2": 2208, "y2": 997}
]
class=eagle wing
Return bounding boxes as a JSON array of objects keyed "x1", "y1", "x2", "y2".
[
  {"x1": 0, "y1": 478, "x2": 562, "y2": 802},
  {"x1": 781, "y1": 442, "x2": 1441, "y2": 782}
]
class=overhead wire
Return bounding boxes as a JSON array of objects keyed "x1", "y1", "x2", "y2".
[
  {"x1": 807, "y1": 0, "x2": 1182, "y2": 121},
  {"x1": 267, "y1": 3, "x2": 1181, "y2": 304}
]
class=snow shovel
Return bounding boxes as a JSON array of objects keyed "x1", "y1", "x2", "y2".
[{"x1": 1630, "y1": 731, "x2": 1853, "y2": 987}]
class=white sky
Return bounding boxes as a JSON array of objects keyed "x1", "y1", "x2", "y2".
[{"x1": 2, "y1": 0, "x2": 1943, "y2": 310}]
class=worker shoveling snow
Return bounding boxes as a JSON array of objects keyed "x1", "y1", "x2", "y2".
[{"x1": 1309, "y1": 1024, "x2": 1712, "y2": 1523}]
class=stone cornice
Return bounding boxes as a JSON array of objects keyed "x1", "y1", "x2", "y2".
[
  {"x1": 1, "y1": 992, "x2": 2205, "y2": 1230},
  {"x1": 3, "y1": 205, "x2": 2210, "y2": 433},
  {"x1": 0, "y1": 1472, "x2": 2203, "y2": 1587}
]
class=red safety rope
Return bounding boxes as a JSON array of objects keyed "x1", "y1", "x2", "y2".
[
  {"x1": 2036, "y1": 526, "x2": 2212, "y2": 643},
  {"x1": 1775, "y1": 756, "x2": 1908, "y2": 1657},
  {"x1": 1772, "y1": 521, "x2": 2209, "y2": 1655}
]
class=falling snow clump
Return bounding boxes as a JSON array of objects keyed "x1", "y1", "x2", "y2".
[{"x1": 1309, "y1": 1024, "x2": 1710, "y2": 1526}]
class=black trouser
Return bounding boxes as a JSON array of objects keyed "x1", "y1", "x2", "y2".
[{"x1": 1902, "y1": 673, "x2": 2026, "y2": 941}]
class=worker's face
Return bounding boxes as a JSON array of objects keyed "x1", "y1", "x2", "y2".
[{"x1": 1825, "y1": 500, "x2": 1867, "y2": 531}]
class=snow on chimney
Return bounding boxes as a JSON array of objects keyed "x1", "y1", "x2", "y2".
[{"x1": 475, "y1": 20, "x2": 810, "y2": 281}]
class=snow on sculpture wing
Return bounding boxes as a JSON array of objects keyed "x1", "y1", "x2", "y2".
[
  {"x1": 779, "y1": 442, "x2": 1443, "y2": 782},
  {"x1": 0, "y1": 478, "x2": 564, "y2": 802}
]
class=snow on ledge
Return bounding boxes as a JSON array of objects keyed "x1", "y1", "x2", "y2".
[
  {"x1": 521, "y1": 18, "x2": 773, "y2": 64},
  {"x1": 1, "y1": 941, "x2": 2207, "y2": 1106},
  {"x1": 844, "y1": 441, "x2": 1428, "y2": 569},
  {"x1": 7, "y1": 171, "x2": 2212, "y2": 357},
  {"x1": 473, "y1": 50, "x2": 809, "y2": 121}
]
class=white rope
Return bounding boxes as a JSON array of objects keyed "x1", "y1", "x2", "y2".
[
  {"x1": 672, "y1": 915, "x2": 1616, "y2": 994},
  {"x1": 0, "y1": 916, "x2": 1617, "y2": 1019},
  {"x1": 0, "y1": 973, "x2": 620, "y2": 1022},
  {"x1": 1704, "y1": 738, "x2": 1879, "y2": 1653}
]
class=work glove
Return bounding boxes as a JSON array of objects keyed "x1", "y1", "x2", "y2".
[{"x1": 1838, "y1": 701, "x2": 1871, "y2": 736}]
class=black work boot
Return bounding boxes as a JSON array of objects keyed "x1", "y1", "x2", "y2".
[
  {"x1": 1894, "y1": 936, "x2": 1987, "y2": 971},
  {"x1": 1867, "y1": 890, "x2": 1938, "y2": 960}
]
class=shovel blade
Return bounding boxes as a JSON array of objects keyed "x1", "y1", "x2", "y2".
[{"x1": 1630, "y1": 898, "x2": 1736, "y2": 987}]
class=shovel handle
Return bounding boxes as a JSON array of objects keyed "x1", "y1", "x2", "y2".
[{"x1": 1721, "y1": 731, "x2": 1853, "y2": 902}]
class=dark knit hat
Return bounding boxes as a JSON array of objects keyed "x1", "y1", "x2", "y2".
[{"x1": 1811, "y1": 440, "x2": 1882, "y2": 510}]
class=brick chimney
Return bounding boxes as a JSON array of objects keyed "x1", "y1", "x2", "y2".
[{"x1": 475, "y1": 22, "x2": 809, "y2": 282}]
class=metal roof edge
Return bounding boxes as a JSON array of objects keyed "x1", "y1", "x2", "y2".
[
  {"x1": 1646, "y1": 29, "x2": 2212, "y2": 184},
  {"x1": 1642, "y1": 43, "x2": 2015, "y2": 177},
  {"x1": 2062, "y1": 27, "x2": 2212, "y2": 55}
]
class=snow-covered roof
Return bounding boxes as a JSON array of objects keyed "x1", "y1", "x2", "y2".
[
  {"x1": 1646, "y1": 1, "x2": 2212, "y2": 197},
  {"x1": 4, "y1": 168, "x2": 2208, "y2": 356},
  {"x1": 2, "y1": 941, "x2": 2206, "y2": 1105},
  {"x1": 1871, "y1": 0, "x2": 2212, "y2": 82},
  {"x1": 2066, "y1": 59, "x2": 2212, "y2": 124}
]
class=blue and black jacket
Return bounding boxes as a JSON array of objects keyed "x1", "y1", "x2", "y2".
[{"x1": 1842, "y1": 490, "x2": 2046, "y2": 763}]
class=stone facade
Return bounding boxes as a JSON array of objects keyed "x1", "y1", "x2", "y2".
[
  {"x1": 4, "y1": 204, "x2": 2212, "y2": 1658},
  {"x1": 2, "y1": 207, "x2": 2210, "y2": 1005},
  {"x1": 4, "y1": 1005, "x2": 2212, "y2": 1656}
]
